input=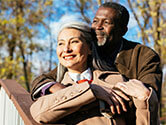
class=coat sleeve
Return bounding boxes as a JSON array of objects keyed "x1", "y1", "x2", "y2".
[
  {"x1": 133, "y1": 88, "x2": 160, "y2": 125},
  {"x1": 30, "y1": 82, "x2": 96, "y2": 124},
  {"x1": 30, "y1": 67, "x2": 57, "y2": 100},
  {"x1": 137, "y1": 45, "x2": 162, "y2": 100}
]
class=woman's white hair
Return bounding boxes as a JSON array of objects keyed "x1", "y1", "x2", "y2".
[
  {"x1": 56, "y1": 21, "x2": 94, "y2": 82},
  {"x1": 57, "y1": 21, "x2": 91, "y2": 38}
]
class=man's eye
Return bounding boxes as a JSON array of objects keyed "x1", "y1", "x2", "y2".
[{"x1": 104, "y1": 21, "x2": 110, "y2": 24}]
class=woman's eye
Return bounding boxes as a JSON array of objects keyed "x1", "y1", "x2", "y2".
[
  {"x1": 58, "y1": 42, "x2": 63, "y2": 46},
  {"x1": 71, "y1": 40, "x2": 79, "y2": 43},
  {"x1": 92, "y1": 19, "x2": 98, "y2": 24}
]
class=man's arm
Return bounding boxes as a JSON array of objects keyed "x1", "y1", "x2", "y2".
[
  {"x1": 31, "y1": 67, "x2": 57, "y2": 100},
  {"x1": 115, "y1": 79, "x2": 160, "y2": 125},
  {"x1": 136, "y1": 45, "x2": 162, "y2": 100}
]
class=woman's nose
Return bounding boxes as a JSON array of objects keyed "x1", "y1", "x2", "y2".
[{"x1": 63, "y1": 44, "x2": 72, "y2": 53}]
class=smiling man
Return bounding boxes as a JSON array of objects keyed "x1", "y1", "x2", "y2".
[{"x1": 90, "y1": 2, "x2": 162, "y2": 101}]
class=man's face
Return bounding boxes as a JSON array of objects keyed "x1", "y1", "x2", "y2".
[{"x1": 92, "y1": 7, "x2": 122, "y2": 47}]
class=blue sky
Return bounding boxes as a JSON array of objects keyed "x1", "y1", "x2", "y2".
[{"x1": 31, "y1": 0, "x2": 165, "y2": 78}]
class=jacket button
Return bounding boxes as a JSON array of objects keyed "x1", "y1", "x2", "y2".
[
  {"x1": 54, "y1": 99, "x2": 59, "y2": 103},
  {"x1": 70, "y1": 92, "x2": 74, "y2": 96},
  {"x1": 78, "y1": 89, "x2": 83, "y2": 93},
  {"x1": 62, "y1": 96, "x2": 67, "y2": 100}
]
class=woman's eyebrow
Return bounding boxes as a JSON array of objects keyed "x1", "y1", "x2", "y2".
[{"x1": 58, "y1": 36, "x2": 81, "y2": 41}]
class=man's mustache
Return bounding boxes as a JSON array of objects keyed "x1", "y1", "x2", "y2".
[{"x1": 95, "y1": 31, "x2": 106, "y2": 36}]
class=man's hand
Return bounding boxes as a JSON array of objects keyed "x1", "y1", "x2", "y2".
[
  {"x1": 49, "y1": 83, "x2": 66, "y2": 93},
  {"x1": 114, "y1": 79, "x2": 150, "y2": 100},
  {"x1": 91, "y1": 84, "x2": 129, "y2": 114}
]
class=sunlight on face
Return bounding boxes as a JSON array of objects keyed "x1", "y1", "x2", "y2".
[
  {"x1": 92, "y1": 7, "x2": 119, "y2": 46},
  {"x1": 56, "y1": 28, "x2": 91, "y2": 73}
]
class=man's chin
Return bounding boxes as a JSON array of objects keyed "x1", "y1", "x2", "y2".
[{"x1": 97, "y1": 38, "x2": 107, "y2": 46}]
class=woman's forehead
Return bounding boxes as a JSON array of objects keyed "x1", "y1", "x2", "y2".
[
  {"x1": 58, "y1": 28, "x2": 82, "y2": 40},
  {"x1": 60, "y1": 28, "x2": 81, "y2": 35}
]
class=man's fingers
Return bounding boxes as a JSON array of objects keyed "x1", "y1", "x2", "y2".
[
  {"x1": 110, "y1": 95, "x2": 121, "y2": 114},
  {"x1": 106, "y1": 99, "x2": 115, "y2": 115},
  {"x1": 113, "y1": 88, "x2": 130, "y2": 101},
  {"x1": 109, "y1": 92, "x2": 121, "y2": 114},
  {"x1": 113, "y1": 92, "x2": 127, "y2": 112}
]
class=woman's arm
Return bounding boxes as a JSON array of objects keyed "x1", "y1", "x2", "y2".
[{"x1": 30, "y1": 82, "x2": 96, "y2": 124}]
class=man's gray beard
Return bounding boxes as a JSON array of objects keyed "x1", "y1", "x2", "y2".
[{"x1": 97, "y1": 36, "x2": 107, "y2": 46}]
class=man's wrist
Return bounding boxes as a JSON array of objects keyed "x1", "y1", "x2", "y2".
[
  {"x1": 49, "y1": 83, "x2": 66, "y2": 93},
  {"x1": 40, "y1": 82, "x2": 57, "y2": 96},
  {"x1": 137, "y1": 89, "x2": 150, "y2": 100}
]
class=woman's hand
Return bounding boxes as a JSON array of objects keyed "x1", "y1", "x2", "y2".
[{"x1": 114, "y1": 79, "x2": 150, "y2": 100}]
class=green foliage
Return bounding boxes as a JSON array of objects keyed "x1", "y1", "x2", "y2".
[
  {"x1": 0, "y1": 0, "x2": 54, "y2": 91},
  {"x1": 0, "y1": 56, "x2": 22, "y2": 79},
  {"x1": 127, "y1": 0, "x2": 166, "y2": 65}
]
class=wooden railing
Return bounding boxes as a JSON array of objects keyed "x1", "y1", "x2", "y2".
[{"x1": 0, "y1": 79, "x2": 39, "y2": 125}]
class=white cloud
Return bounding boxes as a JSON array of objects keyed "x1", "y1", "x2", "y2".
[
  {"x1": 128, "y1": 12, "x2": 138, "y2": 29},
  {"x1": 49, "y1": 14, "x2": 82, "y2": 40}
]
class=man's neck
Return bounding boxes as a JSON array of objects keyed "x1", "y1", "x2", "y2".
[{"x1": 98, "y1": 40, "x2": 122, "y2": 59}]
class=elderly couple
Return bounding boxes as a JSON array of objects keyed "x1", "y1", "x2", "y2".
[{"x1": 30, "y1": 2, "x2": 162, "y2": 125}]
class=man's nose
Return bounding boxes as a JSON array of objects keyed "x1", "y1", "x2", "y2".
[{"x1": 96, "y1": 22, "x2": 103, "y2": 30}]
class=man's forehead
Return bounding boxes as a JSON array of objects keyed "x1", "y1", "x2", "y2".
[{"x1": 94, "y1": 7, "x2": 117, "y2": 19}]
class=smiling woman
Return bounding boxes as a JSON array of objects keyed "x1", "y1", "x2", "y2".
[{"x1": 57, "y1": 28, "x2": 91, "y2": 73}]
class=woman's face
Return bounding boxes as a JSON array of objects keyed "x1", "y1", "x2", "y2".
[{"x1": 57, "y1": 28, "x2": 91, "y2": 73}]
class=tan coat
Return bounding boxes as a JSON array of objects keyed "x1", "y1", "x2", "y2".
[
  {"x1": 30, "y1": 70, "x2": 159, "y2": 125},
  {"x1": 31, "y1": 39, "x2": 162, "y2": 101}
]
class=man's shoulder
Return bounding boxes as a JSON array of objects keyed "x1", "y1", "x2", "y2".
[
  {"x1": 123, "y1": 38, "x2": 139, "y2": 46},
  {"x1": 123, "y1": 38, "x2": 158, "y2": 55}
]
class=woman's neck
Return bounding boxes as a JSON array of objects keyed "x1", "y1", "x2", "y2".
[{"x1": 68, "y1": 67, "x2": 88, "y2": 74}]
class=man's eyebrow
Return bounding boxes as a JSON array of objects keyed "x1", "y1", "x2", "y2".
[{"x1": 93, "y1": 16, "x2": 113, "y2": 21}]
